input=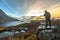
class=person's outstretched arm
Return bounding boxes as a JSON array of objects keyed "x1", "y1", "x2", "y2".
[{"x1": 44, "y1": 13, "x2": 46, "y2": 16}]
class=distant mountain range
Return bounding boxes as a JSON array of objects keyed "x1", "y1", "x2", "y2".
[
  {"x1": 0, "y1": 9, "x2": 18, "y2": 24},
  {"x1": 18, "y1": 16, "x2": 43, "y2": 20}
]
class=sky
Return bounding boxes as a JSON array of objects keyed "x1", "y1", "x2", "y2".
[{"x1": 0, "y1": 0, "x2": 60, "y2": 18}]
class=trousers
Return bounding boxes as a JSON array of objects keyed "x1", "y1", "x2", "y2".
[{"x1": 45, "y1": 19, "x2": 51, "y2": 28}]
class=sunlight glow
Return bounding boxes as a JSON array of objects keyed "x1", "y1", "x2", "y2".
[{"x1": 25, "y1": 9, "x2": 44, "y2": 16}]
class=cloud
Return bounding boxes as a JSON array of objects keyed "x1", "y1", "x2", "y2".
[
  {"x1": 25, "y1": 0, "x2": 60, "y2": 17},
  {"x1": 48, "y1": 3, "x2": 60, "y2": 18},
  {"x1": 2, "y1": 0, "x2": 17, "y2": 12},
  {"x1": 1, "y1": 0, "x2": 60, "y2": 17}
]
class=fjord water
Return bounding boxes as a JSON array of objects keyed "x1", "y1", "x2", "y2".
[{"x1": 1, "y1": 20, "x2": 30, "y2": 27}]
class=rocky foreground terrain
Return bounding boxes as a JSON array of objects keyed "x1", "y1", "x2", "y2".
[
  {"x1": 0, "y1": 20, "x2": 40, "y2": 40},
  {"x1": 0, "y1": 20, "x2": 60, "y2": 40}
]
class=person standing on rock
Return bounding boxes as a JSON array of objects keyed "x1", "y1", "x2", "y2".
[{"x1": 44, "y1": 10, "x2": 51, "y2": 28}]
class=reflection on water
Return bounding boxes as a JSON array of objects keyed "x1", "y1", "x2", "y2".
[
  {"x1": 15, "y1": 31, "x2": 20, "y2": 34},
  {"x1": 0, "y1": 29, "x2": 26, "y2": 38},
  {"x1": 1, "y1": 21, "x2": 30, "y2": 27},
  {"x1": 20, "y1": 30, "x2": 25, "y2": 32},
  {"x1": 0, "y1": 31, "x2": 14, "y2": 38}
]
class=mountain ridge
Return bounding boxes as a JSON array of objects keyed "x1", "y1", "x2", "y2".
[{"x1": 0, "y1": 9, "x2": 18, "y2": 24}]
